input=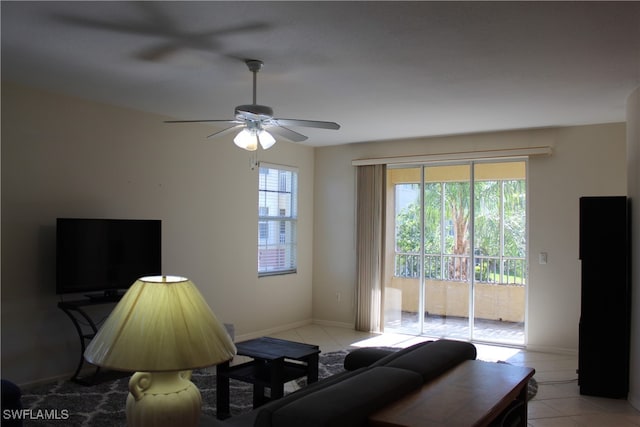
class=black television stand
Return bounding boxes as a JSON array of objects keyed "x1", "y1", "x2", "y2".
[
  {"x1": 84, "y1": 290, "x2": 125, "y2": 302},
  {"x1": 58, "y1": 294, "x2": 125, "y2": 385}
]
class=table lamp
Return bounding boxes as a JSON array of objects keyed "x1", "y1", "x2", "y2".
[{"x1": 84, "y1": 275, "x2": 237, "y2": 427}]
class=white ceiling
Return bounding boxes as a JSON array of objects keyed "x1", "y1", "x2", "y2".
[{"x1": 2, "y1": 1, "x2": 639, "y2": 147}]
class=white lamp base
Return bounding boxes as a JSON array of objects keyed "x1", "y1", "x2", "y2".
[{"x1": 126, "y1": 371, "x2": 202, "y2": 427}]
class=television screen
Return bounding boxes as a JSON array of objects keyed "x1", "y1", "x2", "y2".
[{"x1": 56, "y1": 218, "x2": 161, "y2": 295}]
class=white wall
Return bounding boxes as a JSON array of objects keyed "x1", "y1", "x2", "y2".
[
  {"x1": 1, "y1": 80, "x2": 632, "y2": 386},
  {"x1": 313, "y1": 124, "x2": 627, "y2": 353},
  {"x1": 0, "y1": 82, "x2": 315, "y2": 385},
  {"x1": 627, "y1": 86, "x2": 640, "y2": 410}
]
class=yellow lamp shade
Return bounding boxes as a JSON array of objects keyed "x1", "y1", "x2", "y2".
[{"x1": 84, "y1": 276, "x2": 236, "y2": 372}]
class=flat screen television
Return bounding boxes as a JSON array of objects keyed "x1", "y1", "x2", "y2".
[{"x1": 56, "y1": 218, "x2": 161, "y2": 296}]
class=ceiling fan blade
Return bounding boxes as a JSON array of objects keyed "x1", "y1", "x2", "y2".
[
  {"x1": 207, "y1": 125, "x2": 243, "y2": 139},
  {"x1": 164, "y1": 119, "x2": 241, "y2": 124},
  {"x1": 273, "y1": 118, "x2": 340, "y2": 130},
  {"x1": 268, "y1": 125, "x2": 308, "y2": 143}
]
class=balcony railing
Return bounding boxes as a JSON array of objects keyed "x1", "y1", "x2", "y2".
[{"x1": 394, "y1": 253, "x2": 526, "y2": 285}]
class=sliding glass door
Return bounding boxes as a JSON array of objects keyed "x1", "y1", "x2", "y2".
[
  {"x1": 384, "y1": 161, "x2": 526, "y2": 345},
  {"x1": 472, "y1": 162, "x2": 527, "y2": 344}
]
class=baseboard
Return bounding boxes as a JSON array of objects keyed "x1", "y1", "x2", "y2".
[
  {"x1": 16, "y1": 366, "x2": 98, "y2": 389},
  {"x1": 233, "y1": 319, "x2": 358, "y2": 342},
  {"x1": 17, "y1": 373, "x2": 70, "y2": 389},
  {"x1": 234, "y1": 319, "x2": 314, "y2": 342},
  {"x1": 629, "y1": 391, "x2": 640, "y2": 411},
  {"x1": 312, "y1": 319, "x2": 355, "y2": 329},
  {"x1": 524, "y1": 343, "x2": 578, "y2": 356}
]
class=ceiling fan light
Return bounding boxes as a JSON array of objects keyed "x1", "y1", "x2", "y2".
[
  {"x1": 233, "y1": 128, "x2": 258, "y2": 151},
  {"x1": 258, "y1": 130, "x2": 276, "y2": 150}
]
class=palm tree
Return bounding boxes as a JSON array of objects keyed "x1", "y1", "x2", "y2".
[
  {"x1": 444, "y1": 182, "x2": 470, "y2": 280},
  {"x1": 396, "y1": 178, "x2": 526, "y2": 283}
]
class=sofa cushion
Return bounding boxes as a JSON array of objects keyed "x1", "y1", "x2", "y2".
[
  {"x1": 343, "y1": 341, "x2": 434, "y2": 370},
  {"x1": 271, "y1": 366, "x2": 423, "y2": 427},
  {"x1": 253, "y1": 368, "x2": 364, "y2": 427},
  {"x1": 384, "y1": 339, "x2": 477, "y2": 382},
  {"x1": 369, "y1": 340, "x2": 433, "y2": 368}
]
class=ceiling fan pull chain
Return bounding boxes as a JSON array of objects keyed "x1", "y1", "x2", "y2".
[{"x1": 250, "y1": 151, "x2": 258, "y2": 171}]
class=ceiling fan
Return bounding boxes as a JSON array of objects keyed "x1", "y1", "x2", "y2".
[{"x1": 165, "y1": 59, "x2": 340, "y2": 151}]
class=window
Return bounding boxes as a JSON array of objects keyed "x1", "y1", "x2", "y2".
[
  {"x1": 258, "y1": 207, "x2": 269, "y2": 240},
  {"x1": 393, "y1": 177, "x2": 526, "y2": 284},
  {"x1": 258, "y1": 163, "x2": 298, "y2": 276}
]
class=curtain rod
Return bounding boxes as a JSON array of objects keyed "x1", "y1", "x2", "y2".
[{"x1": 351, "y1": 146, "x2": 552, "y2": 166}]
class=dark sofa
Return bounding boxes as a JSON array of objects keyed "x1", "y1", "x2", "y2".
[{"x1": 208, "y1": 339, "x2": 477, "y2": 427}]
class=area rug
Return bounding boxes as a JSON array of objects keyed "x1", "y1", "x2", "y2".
[{"x1": 18, "y1": 350, "x2": 349, "y2": 427}]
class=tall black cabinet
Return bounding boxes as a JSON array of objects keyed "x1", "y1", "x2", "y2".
[{"x1": 578, "y1": 196, "x2": 630, "y2": 398}]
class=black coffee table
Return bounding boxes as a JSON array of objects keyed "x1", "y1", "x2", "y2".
[{"x1": 216, "y1": 336, "x2": 320, "y2": 419}]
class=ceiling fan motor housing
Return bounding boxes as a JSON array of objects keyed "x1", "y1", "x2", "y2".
[{"x1": 235, "y1": 104, "x2": 274, "y2": 121}]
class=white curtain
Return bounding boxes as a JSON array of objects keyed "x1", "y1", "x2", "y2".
[{"x1": 355, "y1": 164, "x2": 386, "y2": 332}]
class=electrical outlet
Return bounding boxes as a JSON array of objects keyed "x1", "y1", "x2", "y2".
[{"x1": 539, "y1": 252, "x2": 548, "y2": 264}]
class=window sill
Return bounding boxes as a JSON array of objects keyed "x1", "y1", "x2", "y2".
[{"x1": 258, "y1": 269, "x2": 297, "y2": 278}]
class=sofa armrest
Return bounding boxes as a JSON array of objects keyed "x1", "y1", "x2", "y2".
[
  {"x1": 343, "y1": 347, "x2": 395, "y2": 370},
  {"x1": 200, "y1": 411, "x2": 258, "y2": 427}
]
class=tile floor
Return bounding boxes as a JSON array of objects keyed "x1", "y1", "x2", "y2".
[
  {"x1": 388, "y1": 312, "x2": 525, "y2": 346},
  {"x1": 268, "y1": 323, "x2": 640, "y2": 427}
]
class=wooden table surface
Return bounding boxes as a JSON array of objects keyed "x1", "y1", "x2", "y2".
[
  {"x1": 368, "y1": 360, "x2": 535, "y2": 427},
  {"x1": 235, "y1": 336, "x2": 320, "y2": 360}
]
